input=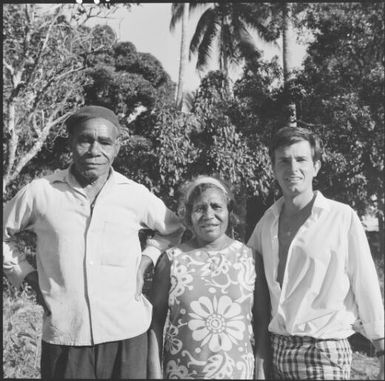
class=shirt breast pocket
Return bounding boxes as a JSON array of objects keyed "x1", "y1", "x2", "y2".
[{"x1": 100, "y1": 215, "x2": 140, "y2": 267}]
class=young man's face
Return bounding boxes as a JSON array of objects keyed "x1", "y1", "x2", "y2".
[
  {"x1": 70, "y1": 118, "x2": 120, "y2": 183},
  {"x1": 273, "y1": 140, "x2": 321, "y2": 198}
]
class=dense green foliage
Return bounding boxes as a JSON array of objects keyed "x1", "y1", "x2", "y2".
[{"x1": 297, "y1": 2, "x2": 384, "y2": 219}]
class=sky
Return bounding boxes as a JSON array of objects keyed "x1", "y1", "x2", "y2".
[{"x1": 86, "y1": 3, "x2": 309, "y2": 92}]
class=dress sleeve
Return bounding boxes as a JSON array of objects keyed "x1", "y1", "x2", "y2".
[
  {"x1": 347, "y1": 209, "x2": 384, "y2": 341},
  {"x1": 3, "y1": 185, "x2": 36, "y2": 288}
]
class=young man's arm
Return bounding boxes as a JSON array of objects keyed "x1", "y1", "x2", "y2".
[
  {"x1": 135, "y1": 187, "x2": 184, "y2": 298},
  {"x1": 347, "y1": 209, "x2": 384, "y2": 379},
  {"x1": 372, "y1": 338, "x2": 384, "y2": 380}
]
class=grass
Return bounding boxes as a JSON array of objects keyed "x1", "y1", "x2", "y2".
[{"x1": 3, "y1": 284, "x2": 43, "y2": 378}]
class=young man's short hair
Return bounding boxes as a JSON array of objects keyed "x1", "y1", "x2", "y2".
[{"x1": 269, "y1": 126, "x2": 323, "y2": 163}]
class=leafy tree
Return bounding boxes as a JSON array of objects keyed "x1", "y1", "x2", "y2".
[
  {"x1": 161, "y1": 70, "x2": 273, "y2": 238},
  {"x1": 109, "y1": 69, "x2": 273, "y2": 239},
  {"x1": 297, "y1": 2, "x2": 384, "y2": 252},
  {"x1": 249, "y1": 2, "x2": 309, "y2": 127},
  {"x1": 2, "y1": 4, "x2": 119, "y2": 197},
  {"x1": 84, "y1": 40, "x2": 175, "y2": 117},
  {"x1": 191, "y1": 71, "x2": 272, "y2": 194}
]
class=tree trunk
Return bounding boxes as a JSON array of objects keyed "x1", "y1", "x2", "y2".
[
  {"x1": 4, "y1": 100, "x2": 18, "y2": 191},
  {"x1": 220, "y1": 13, "x2": 230, "y2": 95},
  {"x1": 376, "y1": 193, "x2": 384, "y2": 262},
  {"x1": 282, "y1": 3, "x2": 297, "y2": 127},
  {"x1": 377, "y1": 213, "x2": 384, "y2": 260},
  {"x1": 175, "y1": 3, "x2": 189, "y2": 111},
  {"x1": 3, "y1": 110, "x2": 71, "y2": 194}
]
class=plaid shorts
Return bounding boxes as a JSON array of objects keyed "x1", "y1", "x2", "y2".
[{"x1": 271, "y1": 334, "x2": 352, "y2": 380}]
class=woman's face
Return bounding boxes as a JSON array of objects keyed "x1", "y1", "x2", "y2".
[{"x1": 190, "y1": 188, "x2": 229, "y2": 244}]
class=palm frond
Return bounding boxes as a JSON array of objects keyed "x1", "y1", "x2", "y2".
[
  {"x1": 219, "y1": 22, "x2": 238, "y2": 66},
  {"x1": 189, "y1": 8, "x2": 215, "y2": 57},
  {"x1": 236, "y1": 22, "x2": 259, "y2": 62},
  {"x1": 240, "y1": 3, "x2": 281, "y2": 43},
  {"x1": 183, "y1": 89, "x2": 197, "y2": 112},
  {"x1": 189, "y1": 2, "x2": 211, "y2": 18},
  {"x1": 196, "y1": 15, "x2": 219, "y2": 70},
  {"x1": 169, "y1": 3, "x2": 184, "y2": 32}
]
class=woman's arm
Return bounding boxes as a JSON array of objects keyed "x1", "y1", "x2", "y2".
[
  {"x1": 252, "y1": 250, "x2": 272, "y2": 379},
  {"x1": 147, "y1": 252, "x2": 171, "y2": 379}
]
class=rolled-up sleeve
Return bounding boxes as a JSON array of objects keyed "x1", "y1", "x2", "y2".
[
  {"x1": 140, "y1": 188, "x2": 184, "y2": 264},
  {"x1": 3, "y1": 185, "x2": 36, "y2": 289},
  {"x1": 347, "y1": 210, "x2": 384, "y2": 341}
]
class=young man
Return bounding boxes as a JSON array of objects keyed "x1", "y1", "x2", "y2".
[
  {"x1": 248, "y1": 126, "x2": 384, "y2": 379},
  {"x1": 3, "y1": 105, "x2": 184, "y2": 379}
]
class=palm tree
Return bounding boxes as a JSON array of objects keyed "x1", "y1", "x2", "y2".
[
  {"x1": 282, "y1": 2, "x2": 297, "y2": 127},
  {"x1": 189, "y1": 3, "x2": 277, "y2": 79},
  {"x1": 170, "y1": 3, "x2": 204, "y2": 111},
  {"x1": 171, "y1": 2, "x2": 299, "y2": 124}
]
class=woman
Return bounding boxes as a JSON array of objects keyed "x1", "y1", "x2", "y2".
[{"x1": 148, "y1": 176, "x2": 271, "y2": 379}]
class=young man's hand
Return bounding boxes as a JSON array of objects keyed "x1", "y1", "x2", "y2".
[
  {"x1": 377, "y1": 356, "x2": 384, "y2": 380},
  {"x1": 373, "y1": 338, "x2": 384, "y2": 380}
]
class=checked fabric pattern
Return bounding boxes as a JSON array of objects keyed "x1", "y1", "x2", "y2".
[{"x1": 271, "y1": 333, "x2": 352, "y2": 380}]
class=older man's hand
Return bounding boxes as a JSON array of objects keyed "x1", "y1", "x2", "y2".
[
  {"x1": 25, "y1": 271, "x2": 50, "y2": 315},
  {"x1": 135, "y1": 255, "x2": 152, "y2": 300}
]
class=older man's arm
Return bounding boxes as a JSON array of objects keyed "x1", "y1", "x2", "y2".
[
  {"x1": 3, "y1": 185, "x2": 37, "y2": 289},
  {"x1": 135, "y1": 187, "x2": 184, "y2": 298},
  {"x1": 3, "y1": 184, "x2": 49, "y2": 314}
]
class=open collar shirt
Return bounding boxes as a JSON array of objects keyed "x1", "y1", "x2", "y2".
[
  {"x1": 3, "y1": 167, "x2": 183, "y2": 345},
  {"x1": 247, "y1": 191, "x2": 384, "y2": 341}
]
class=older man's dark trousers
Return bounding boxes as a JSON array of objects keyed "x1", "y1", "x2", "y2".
[{"x1": 41, "y1": 332, "x2": 147, "y2": 379}]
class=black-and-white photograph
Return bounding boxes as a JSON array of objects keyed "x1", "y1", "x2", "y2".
[{"x1": 3, "y1": 1, "x2": 384, "y2": 379}]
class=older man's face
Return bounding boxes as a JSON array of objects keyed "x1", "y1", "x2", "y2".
[{"x1": 70, "y1": 118, "x2": 120, "y2": 183}]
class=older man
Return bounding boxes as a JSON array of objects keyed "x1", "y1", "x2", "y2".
[
  {"x1": 3, "y1": 105, "x2": 183, "y2": 379},
  {"x1": 248, "y1": 126, "x2": 384, "y2": 380}
]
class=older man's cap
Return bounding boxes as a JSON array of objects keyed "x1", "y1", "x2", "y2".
[{"x1": 65, "y1": 105, "x2": 121, "y2": 134}]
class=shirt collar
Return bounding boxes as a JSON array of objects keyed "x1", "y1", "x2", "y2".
[
  {"x1": 51, "y1": 166, "x2": 133, "y2": 187},
  {"x1": 269, "y1": 190, "x2": 329, "y2": 219}
]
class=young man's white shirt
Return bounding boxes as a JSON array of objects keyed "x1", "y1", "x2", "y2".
[{"x1": 248, "y1": 191, "x2": 384, "y2": 342}]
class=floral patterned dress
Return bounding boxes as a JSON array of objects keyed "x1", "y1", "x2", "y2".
[{"x1": 163, "y1": 240, "x2": 256, "y2": 379}]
